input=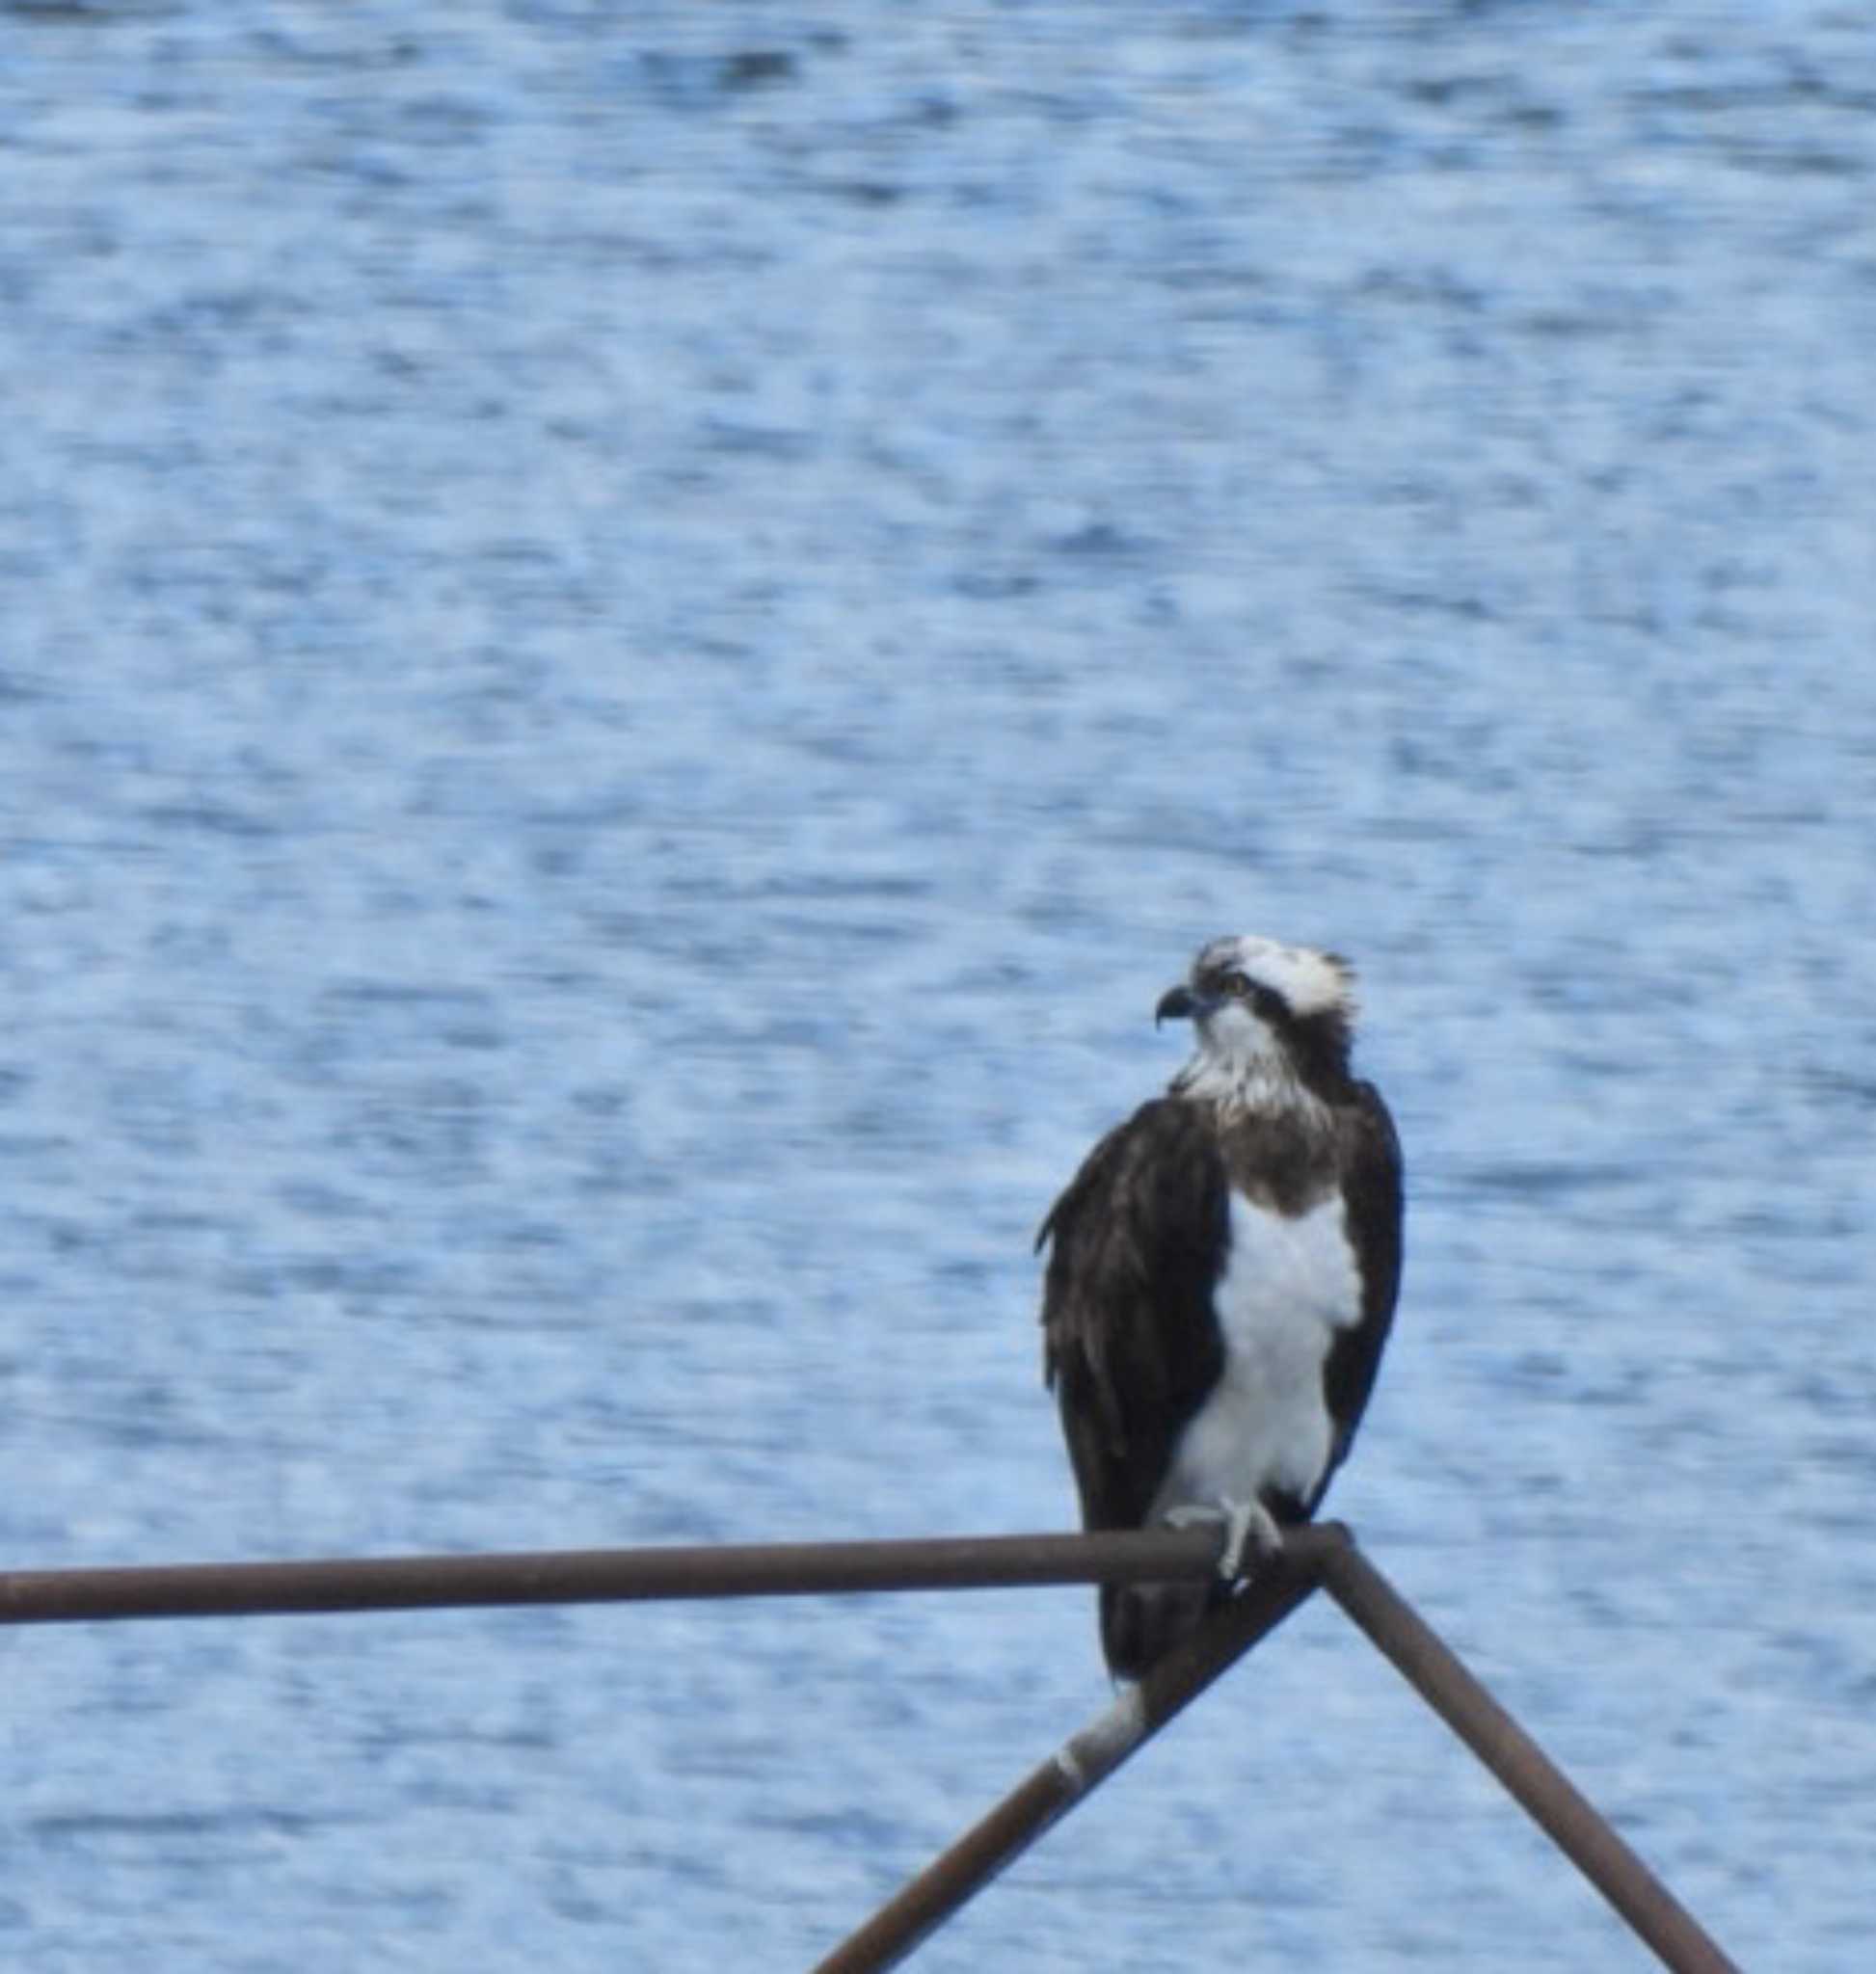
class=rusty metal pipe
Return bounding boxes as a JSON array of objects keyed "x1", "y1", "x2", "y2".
[
  {"x1": 0, "y1": 1526, "x2": 1348, "y2": 1627},
  {"x1": 1318, "y1": 1540, "x2": 1741, "y2": 1974},
  {"x1": 6, "y1": 1521, "x2": 1742, "y2": 1974},
  {"x1": 812, "y1": 1544, "x2": 1332, "y2": 1974}
]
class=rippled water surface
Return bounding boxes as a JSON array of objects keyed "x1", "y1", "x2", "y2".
[{"x1": 3, "y1": 4, "x2": 1873, "y2": 1969}]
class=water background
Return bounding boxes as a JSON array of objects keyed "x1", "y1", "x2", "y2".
[{"x1": 3, "y1": 3, "x2": 1873, "y2": 1967}]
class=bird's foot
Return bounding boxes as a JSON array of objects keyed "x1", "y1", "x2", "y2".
[{"x1": 1165, "y1": 1499, "x2": 1283, "y2": 1582}]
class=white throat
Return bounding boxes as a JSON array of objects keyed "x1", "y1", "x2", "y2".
[{"x1": 1172, "y1": 1015, "x2": 1317, "y2": 1115}]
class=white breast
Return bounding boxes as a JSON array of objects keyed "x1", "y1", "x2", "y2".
[{"x1": 1152, "y1": 1189, "x2": 1362, "y2": 1522}]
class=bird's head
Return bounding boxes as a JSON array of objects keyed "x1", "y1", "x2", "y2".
[{"x1": 1157, "y1": 934, "x2": 1357, "y2": 1102}]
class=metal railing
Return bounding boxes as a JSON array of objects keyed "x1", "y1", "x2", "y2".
[{"x1": 2, "y1": 1523, "x2": 1740, "y2": 1973}]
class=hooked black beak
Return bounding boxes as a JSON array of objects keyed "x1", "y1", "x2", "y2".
[{"x1": 1155, "y1": 983, "x2": 1205, "y2": 1026}]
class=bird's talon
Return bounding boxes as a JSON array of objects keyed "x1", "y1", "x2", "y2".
[{"x1": 1165, "y1": 1500, "x2": 1282, "y2": 1581}]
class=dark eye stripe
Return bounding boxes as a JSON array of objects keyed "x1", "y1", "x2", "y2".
[{"x1": 1199, "y1": 969, "x2": 1289, "y2": 1023}]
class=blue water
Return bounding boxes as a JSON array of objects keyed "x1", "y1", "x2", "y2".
[{"x1": 3, "y1": 3, "x2": 1873, "y2": 1967}]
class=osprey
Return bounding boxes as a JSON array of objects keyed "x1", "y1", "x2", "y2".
[{"x1": 1038, "y1": 935, "x2": 1403, "y2": 1680}]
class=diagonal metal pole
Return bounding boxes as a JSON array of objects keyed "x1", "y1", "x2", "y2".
[
  {"x1": 0, "y1": 1528, "x2": 1269, "y2": 1627},
  {"x1": 811, "y1": 1534, "x2": 1337, "y2": 1974},
  {"x1": 1317, "y1": 1539, "x2": 1741, "y2": 1974}
]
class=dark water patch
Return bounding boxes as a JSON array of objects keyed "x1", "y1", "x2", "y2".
[
  {"x1": 1453, "y1": 1160, "x2": 1650, "y2": 1201},
  {"x1": 139, "y1": 801, "x2": 281, "y2": 840},
  {"x1": 30, "y1": 1805, "x2": 347, "y2": 1855}
]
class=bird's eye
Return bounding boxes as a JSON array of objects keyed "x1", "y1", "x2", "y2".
[{"x1": 1222, "y1": 971, "x2": 1253, "y2": 999}]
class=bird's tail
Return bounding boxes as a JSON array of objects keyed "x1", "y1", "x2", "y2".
[{"x1": 1100, "y1": 1578, "x2": 1224, "y2": 1682}]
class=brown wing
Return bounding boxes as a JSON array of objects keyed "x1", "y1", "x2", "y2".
[
  {"x1": 1037, "y1": 1098, "x2": 1230, "y2": 1534},
  {"x1": 1317, "y1": 1079, "x2": 1405, "y2": 1495}
]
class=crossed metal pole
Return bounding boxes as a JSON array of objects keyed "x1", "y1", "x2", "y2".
[{"x1": 2, "y1": 1524, "x2": 1739, "y2": 1973}]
